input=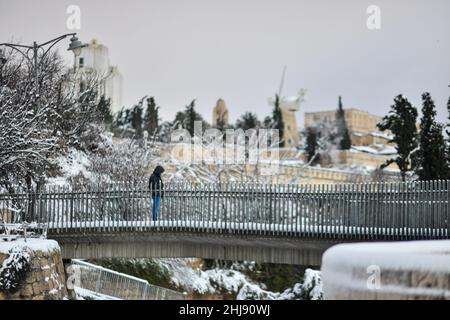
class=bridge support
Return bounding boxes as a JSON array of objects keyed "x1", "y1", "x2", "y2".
[{"x1": 49, "y1": 232, "x2": 336, "y2": 266}]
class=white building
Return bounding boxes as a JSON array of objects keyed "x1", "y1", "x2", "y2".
[{"x1": 73, "y1": 39, "x2": 123, "y2": 114}]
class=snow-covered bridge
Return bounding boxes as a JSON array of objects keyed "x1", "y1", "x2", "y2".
[{"x1": 1, "y1": 180, "x2": 449, "y2": 265}]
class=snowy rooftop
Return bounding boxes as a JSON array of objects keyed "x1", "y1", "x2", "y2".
[{"x1": 351, "y1": 145, "x2": 396, "y2": 155}]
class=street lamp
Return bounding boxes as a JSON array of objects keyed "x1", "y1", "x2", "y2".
[{"x1": 0, "y1": 33, "x2": 86, "y2": 105}]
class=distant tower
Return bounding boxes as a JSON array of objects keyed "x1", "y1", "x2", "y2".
[
  {"x1": 212, "y1": 99, "x2": 229, "y2": 129},
  {"x1": 279, "y1": 96, "x2": 301, "y2": 148},
  {"x1": 268, "y1": 65, "x2": 305, "y2": 148},
  {"x1": 73, "y1": 39, "x2": 123, "y2": 114}
]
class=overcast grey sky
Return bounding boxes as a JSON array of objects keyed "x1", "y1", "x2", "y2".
[{"x1": 1, "y1": 0, "x2": 449, "y2": 127}]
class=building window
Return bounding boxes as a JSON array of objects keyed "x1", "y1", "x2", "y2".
[
  {"x1": 287, "y1": 125, "x2": 291, "y2": 130},
  {"x1": 80, "y1": 81, "x2": 85, "y2": 92},
  {"x1": 79, "y1": 57, "x2": 84, "y2": 68}
]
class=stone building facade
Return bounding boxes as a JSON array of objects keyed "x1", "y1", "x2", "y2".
[
  {"x1": 281, "y1": 108, "x2": 299, "y2": 148},
  {"x1": 304, "y1": 108, "x2": 383, "y2": 134},
  {"x1": 73, "y1": 39, "x2": 123, "y2": 114},
  {"x1": 212, "y1": 99, "x2": 230, "y2": 128}
]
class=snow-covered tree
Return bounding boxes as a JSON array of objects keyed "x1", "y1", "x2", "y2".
[
  {"x1": 0, "y1": 49, "x2": 102, "y2": 190},
  {"x1": 377, "y1": 95, "x2": 418, "y2": 181}
]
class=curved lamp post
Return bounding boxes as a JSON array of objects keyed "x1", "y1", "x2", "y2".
[{"x1": 0, "y1": 33, "x2": 86, "y2": 106}]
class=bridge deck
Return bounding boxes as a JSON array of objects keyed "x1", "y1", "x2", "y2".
[{"x1": 2, "y1": 180, "x2": 449, "y2": 264}]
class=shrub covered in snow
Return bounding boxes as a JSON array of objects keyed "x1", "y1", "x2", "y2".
[{"x1": 0, "y1": 245, "x2": 32, "y2": 293}]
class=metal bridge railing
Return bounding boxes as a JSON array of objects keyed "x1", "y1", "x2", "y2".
[
  {"x1": 70, "y1": 259, "x2": 186, "y2": 300},
  {"x1": 1, "y1": 180, "x2": 449, "y2": 241},
  {"x1": 0, "y1": 192, "x2": 48, "y2": 240}
]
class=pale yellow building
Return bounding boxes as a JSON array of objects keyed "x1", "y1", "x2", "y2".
[
  {"x1": 281, "y1": 108, "x2": 299, "y2": 148},
  {"x1": 304, "y1": 108, "x2": 383, "y2": 134},
  {"x1": 212, "y1": 99, "x2": 229, "y2": 128}
]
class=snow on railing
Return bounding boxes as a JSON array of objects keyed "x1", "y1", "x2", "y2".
[
  {"x1": 1, "y1": 180, "x2": 449, "y2": 241},
  {"x1": 70, "y1": 259, "x2": 186, "y2": 300}
]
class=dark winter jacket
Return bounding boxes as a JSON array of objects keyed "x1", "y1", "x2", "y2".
[{"x1": 149, "y1": 165, "x2": 165, "y2": 197}]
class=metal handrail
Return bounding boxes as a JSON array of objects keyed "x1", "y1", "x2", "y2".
[
  {"x1": 71, "y1": 259, "x2": 186, "y2": 300},
  {"x1": 1, "y1": 180, "x2": 449, "y2": 241}
]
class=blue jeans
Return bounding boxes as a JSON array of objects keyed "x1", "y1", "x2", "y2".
[{"x1": 152, "y1": 196, "x2": 161, "y2": 221}]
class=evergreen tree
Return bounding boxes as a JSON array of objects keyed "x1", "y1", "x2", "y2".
[
  {"x1": 304, "y1": 127, "x2": 320, "y2": 165},
  {"x1": 173, "y1": 110, "x2": 186, "y2": 129},
  {"x1": 377, "y1": 94, "x2": 418, "y2": 181},
  {"x1": 446, "y1": 96, "x2": 450, "y2": 136},
  {"x1": 413, "y1": 92, "x2": 450, "y2": 180},
  {"x1": 339, "y1": 127, "x2": 351, "y2": 150},
  {"x1": 335, "y1": 96, "x2": 351, "y2": 150},
  {"x1": 173, "y1": 99, "x2": 209, "y2": 136},
  {"x1": 235, "y1": 112, "x2": 260, "y2": 131},
  {"x1": 263, "y1": 116, "x2": 272, "y2": 129},
  {"x1": 124, "y1": 109, "x2": 133, "y2": 128},
  {"x1": 270, "y1": 94, "x2": 284, "y2": 147},
  {"x1": 184, "y1": 99, "x2": 197, "y2": 137},
  {"x1": 130, "y1": 99, "x2": 144, "y2": 138},
  {"x1": 446, "y1": 96, "x2": 450, "y2": 162},
  {"x1": 113, "y1": 107, "x2": 125, "y2": 129},
  {"x1": 97, "y1": 95, "x2": 113, "y2": 127},
  {"x1": 143, "y1": 96, "x2": 160, "y2": 138}
]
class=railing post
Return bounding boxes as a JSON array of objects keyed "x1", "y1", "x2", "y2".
[
  {"x1": 142, "y1": 284, "x2": 148, "y2": 300},
  {"x1": 95, "y1": 270, "x2": 103, "y2": 293}
]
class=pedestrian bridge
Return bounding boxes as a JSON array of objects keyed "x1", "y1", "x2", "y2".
[{"x1": 1, "y1": 180, "x2": 449, "y2": 265}]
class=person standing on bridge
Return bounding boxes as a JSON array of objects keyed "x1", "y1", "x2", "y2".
[{"x1": 149, "y1": 165, "x2": 165, "y2": 221}]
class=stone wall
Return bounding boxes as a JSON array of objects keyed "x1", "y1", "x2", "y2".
[
  {"x1": 0, "y1": 239, "x2": 68, "y2": 300},
  {"x1": 330, "y1": 150, "x2": 394, "y2": 169}
]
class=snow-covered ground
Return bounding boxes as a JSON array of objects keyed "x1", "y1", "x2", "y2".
[
  {"x1": 74, "y1": 287, "x2": 120, "y2": 300},
  {"x1": 155, "y1": 258, "x2": 322, "y2": 300},
  {"x1": 0, "y1": 238, "x2": 59, "y2": 255}
]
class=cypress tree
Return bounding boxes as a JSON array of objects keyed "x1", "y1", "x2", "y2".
[
  {"x1": 173, "y1": 99, "x2": 208, "y2": 136},
  {"x1": 143, "y1": 96, "x2": 160, "y2": 138},
  {"x1": 131, "y1": 99, "x2": 144, "y2": 138},
  {"x1": 235, "y1": 112, "x2": 260, "y2": 131},
  {"x1": 377, "y1": 94, "x2": 418, "y2": 181},
  {"x1": 336, "y1": 96, "x2": 351, "y2": 150},
  {"x1": 305, "y1": 127, "x2": 320, "y2": 165},
  {"x1": 97, "y1": 95, "x2": 113, "y2": 126},
  {"x1": 113, "y1": 107, "x2": 125, "y2": 129},
  {"x1": 185, "y1": 99, "x2": 198, "y2": 137},
  {"x1": 271, "y1": 94, "x2": 284, "y2": 147},
  {"x1": 413, "y1": 92, "x2": 450, "y2": 180},
  {"x1": 446, "y1": 96, "x2": 450, "y2": 163}
]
